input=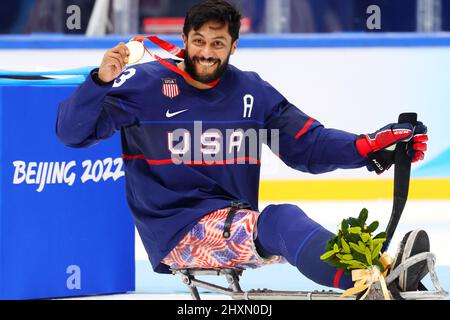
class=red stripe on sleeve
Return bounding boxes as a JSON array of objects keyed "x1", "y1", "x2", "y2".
[
  {"x1": 295, "y1": 117, "x2": 314, "y2": 140},
  {"x1": 122, "y1": 154, "x2": 145, "y2": 160},
  {"x1": 122, "y1": 154, "x2": 261, "y2": 166}
]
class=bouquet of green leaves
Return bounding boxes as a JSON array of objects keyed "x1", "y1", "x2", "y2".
[{"x1": 320, "y1": 208, "x2": 387, "y2": 274}]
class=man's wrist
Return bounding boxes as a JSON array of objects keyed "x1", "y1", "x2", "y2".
[{"x1": 90, "y1": 69, "x2": 114, "y2": 86}]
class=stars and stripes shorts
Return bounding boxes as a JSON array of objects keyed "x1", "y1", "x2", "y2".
[{"x1": 161, "y1": 207, "x2": 285, "y2": 269}]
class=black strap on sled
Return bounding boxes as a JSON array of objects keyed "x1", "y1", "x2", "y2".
[
  {"x1": 223, "y1": 201, "x2": 252, "y2": 239},
  {"x1": 382, "y1": 113, "x2": 418, "y2": 252}
]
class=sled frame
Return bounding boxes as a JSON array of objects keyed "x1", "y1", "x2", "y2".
[{"x1": 172, "y1": 267, "x2": 354, "y2": 300}]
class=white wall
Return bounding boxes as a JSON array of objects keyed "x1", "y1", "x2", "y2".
[{"x1": 1, "y1": 46, "x2": 448, "y2": 180}]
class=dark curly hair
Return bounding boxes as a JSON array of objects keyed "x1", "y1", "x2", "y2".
[{"x1": 183, "y1": 0, "x2": 242, "y2": 42}]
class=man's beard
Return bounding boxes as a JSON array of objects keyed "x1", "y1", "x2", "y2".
[{"x1": 184, "y1": 49, "x2": 231, "y2": 84}]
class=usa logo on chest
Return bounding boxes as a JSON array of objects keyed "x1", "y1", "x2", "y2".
[{"x1": 162, "y1": 78, "x2": 180, "y2": 99}]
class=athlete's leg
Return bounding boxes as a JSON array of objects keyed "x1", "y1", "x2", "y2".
[{"x1": 255, "y1": 204, "x2": 353, "y2": 290}]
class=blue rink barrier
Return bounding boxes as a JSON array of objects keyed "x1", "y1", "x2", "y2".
[{"x1": 0, "y1": 71, "x2": 135, "y2": 299}]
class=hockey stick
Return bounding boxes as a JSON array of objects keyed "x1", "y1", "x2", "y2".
[{"x1": 381, "y1": 112, "x2": 418, "y2": 252}]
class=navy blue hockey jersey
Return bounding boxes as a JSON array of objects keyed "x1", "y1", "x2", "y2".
[{"x1": 56, "y1": 60, "x2": 369, "y2": 273}]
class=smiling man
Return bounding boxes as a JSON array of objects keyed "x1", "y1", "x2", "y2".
[
  {"x1": 56, "y1": 0, "x2": 429, "y2": 296},
  {"x1": 180, "y1": 20, "x2": 237, "y2": 86}
]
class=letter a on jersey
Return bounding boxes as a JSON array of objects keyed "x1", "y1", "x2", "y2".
[{"x1": 162, "y1": 78, "x2": 180, "y2": 99}]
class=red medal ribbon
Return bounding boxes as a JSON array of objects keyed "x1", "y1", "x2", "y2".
[{"x1": 131, "y1": 35, "x2": 220, "y2": 88}]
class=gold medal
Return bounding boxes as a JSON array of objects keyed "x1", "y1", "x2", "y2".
[{"x1": 126, "y1": 40, "x2": 145, "y2": 65}]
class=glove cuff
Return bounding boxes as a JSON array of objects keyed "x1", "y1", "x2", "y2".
[{"x1": 356, "y1": 135, "x2": 371, "y2": 158}]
